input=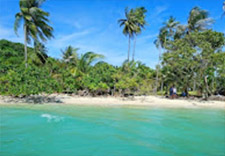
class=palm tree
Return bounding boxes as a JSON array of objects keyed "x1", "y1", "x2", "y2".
[
  {"x1": 174, "y1": 24, "x2": 186, "y2": 39},
  {"x1": 118, "y1": 7, "x2": 137, "y2": 62},
  {"x1": 14, "y1": 0, "x2": 53, "y2": 68},
  {"x1": 61, "y1": 46, "x2": 104, "y2": 73},
  {"x1": 154, "y1": 34, "x2": 164, "y2": 94},
  {"x1": 155, "y1": 28, "x2": 170, "y2": 51},
  {"x1": 153, "y1": 17, "x2": 178, "y2": 93},
  {"x1": 173, "y1": 7, "x2": 213, "y2": 40},
  {"x1": 162, "y1": 16, "x2": 179, "y2": 40},
  {"x1": 132, "y1": 7, "x2": 147, "y2": 61},
  {"x1": 62, "y1": 46, "x2": 79, "y2": 65},
  {"x1": 33, "y1": 41, "x2": 48, "y2": 64},
  {"x1": 78, "y1": 52, "x2": 104, "y2": 73},
  {"x1": 187, "y1": 6, "x2": 213, "y2": 32}
]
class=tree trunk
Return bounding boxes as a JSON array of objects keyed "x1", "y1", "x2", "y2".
[
  {"x1": 154, "y1": 65, "x2": 159, "y2": 94},
  {"x1": 132, "y1": 35, "x2": 136, "y2": 61},
  {"x1": 154, "y1": 47, "x2": 162, "y2": 94},
  {"x1": 161, "y1": 80, "x2": 164, "y2": 94},
  {"x1": 128, "y1": 35, "x2": 130, "y2": 62},
  {"x1": 24, "y1": 25, "x2": 28, "y2": 68},
  {"x1": 185, "y1": 87, "x2": 189, "y2": 97},
  {"x1": 204, "y1": 76, "x2": 211, "y2": 97},
  {"x1": 193, "y1": 78, "x2": 196, "y2": 91}
]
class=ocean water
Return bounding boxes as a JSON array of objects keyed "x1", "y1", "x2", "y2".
[{"x1": 0, "y1": 104, "x2": 224, "y2": 156}]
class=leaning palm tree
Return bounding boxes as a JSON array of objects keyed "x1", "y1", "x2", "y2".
[
  {"x1": 153, "y1": 19, "x2": 174, "y2": 94},
  {"x1": 14, "y1": 0, "x2": 53, "y2": 68},
  {"x1": 187, "y1": 6, "x2": 213, "y2": 32},
  {"x1": 132, "y1": 7, "x2": 147, "y2": 61},
  {"x1": 118, "y1": 7, "x2": 137, "y2": 62},
  {"x1": 174, "y1": 7, "x2": 213, "y2": 39}
]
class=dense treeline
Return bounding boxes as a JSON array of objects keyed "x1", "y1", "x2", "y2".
[
  {"x1": 160, "y1": 30, "x2": 225, "y2": 98},
  {"x1": 0, "y1": 39, "x2": 156, "y2": 96},
  {"x1": 154, "y1": 7, "x2": 225, "y2": 99},
  {"x1": 0, "y1": 0, "x2": 224, "y2": 98}
]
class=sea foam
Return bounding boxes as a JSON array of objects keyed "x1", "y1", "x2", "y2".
[{"x1": 41, "y1": 113, "x2": 64, "y2": 122}]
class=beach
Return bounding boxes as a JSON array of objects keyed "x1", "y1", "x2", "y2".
[{"x1": 0, "y1": 94, "x2": 224, "y2": 109}]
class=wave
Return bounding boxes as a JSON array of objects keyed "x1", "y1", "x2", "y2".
[{"x1": 41, "y1": 113, "x2": 64, "y2": 122}]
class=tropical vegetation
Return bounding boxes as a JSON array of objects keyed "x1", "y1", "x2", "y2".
[{"x1": 0, "y1": 0, "x2": 224, "y2": 99}]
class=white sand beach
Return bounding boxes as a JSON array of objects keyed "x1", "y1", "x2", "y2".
[{"x1": 0, "y1": 94, "x2": 224, "y2": 109}]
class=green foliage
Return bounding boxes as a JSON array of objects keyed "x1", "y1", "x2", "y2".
[
  {"x1": 161, "y1": 30, "x2": 225, "y2": 97},
  {"x1": 0, "y1": 65, "x2": 60, "y2": 96},
  {"x1": 112, "y1": 61, "x2": 155, "y2": 96},
  {"x1": 1, "y1": 5, "x2": 224, "y2": 99},
  {"x1": 0, "y1": 40, "x2": 156, "y2": 96},
  {"x1": 154, "y1": 6, "x2": 225, "y2": 98}
]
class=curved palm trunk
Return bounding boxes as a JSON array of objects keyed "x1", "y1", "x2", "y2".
[
  {"x1": 132, "y1": 35, "x2": 136, "y2": 61},
  {"x1": 128, "y1": 35, "x2": 130, "y2": 62},
  {"x1": 24, "y1": 25, "x2": 28, "y2": 68}
]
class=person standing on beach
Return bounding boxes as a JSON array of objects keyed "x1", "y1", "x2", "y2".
[
  {"x1": 169, "y1": 86, "x2": 174, "y2": 98},
  {"x1": 173, "y1": 86, "x2": 177, "y2": 94},
  {"x1": 173, "y1": 86, "x2": 177, "y2": 98}
]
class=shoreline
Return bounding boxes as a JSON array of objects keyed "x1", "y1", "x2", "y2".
[{"x1": 0, "y1": 94, "x2": 225, "y2": 109}]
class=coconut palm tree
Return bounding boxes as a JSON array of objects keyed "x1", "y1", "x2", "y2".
[
  {"x1": 33, "y1": 41, "x2": 48, "y2": 64},
  {"x1": 132, "y1": 7, "x2": 147, "y2": 61},
  {"x1": 154, "y1": 30, "x2": 167, "y2": 94},
  {"x1": 14, "y1": 0, "x2": 53, "y2": 68},
  {"x1": 162, "y1": 16, "x2": 179, "y2": 40},
  {"x1": 153, "y1": 17, "x2": 178, "y2": 93},
  {"x1": 78, "y1": 52, "x2": 104, "y2": 73},
  {"x1": 172, "y1": 7, "x2": 213, "y2": 41},
  {"x1": 118, "y1": 7, "x2": 138, "y2": 62},
  {"x1": 187, "y1": 6, "x2": 213, "y2": 32},
  {"x1": 154, "y1": 17, "x2": 178, "y2": 54},
  {"x1": 155, "y1": 28, "x2": 170, "y2": 50},
  {"x1": 174, "y1": 24, "x2": 186, "y2": 39},
  {"x1": 62, "y1": 46, "x2": 79, "y2": 65}
]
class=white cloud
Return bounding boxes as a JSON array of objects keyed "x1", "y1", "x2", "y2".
[
  {"x1": 148, "y1": 5, "x2": 168, "y2": 25},
  {"x1": 72, "y1": 22, "x2": 82, "y2": 29},
  {"x1": 0, "y1": 24, "x2": 23, "y2": 43},
  {"x1": 138, "y1": 33, "x2": 158, "y2": 44},
  {"x1": 155, "y1": 6, "x2": 168, "y2": 15},
  {"x1": 0, "y1": 25, "x2": 12, "y2": 37},
  {"x1": 47, "y1": 28, "x2": 95, "y2": 49}
]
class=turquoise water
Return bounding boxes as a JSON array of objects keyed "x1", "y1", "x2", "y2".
[{"x1": 0, "y1": 105, "x2": 225, "y2": 156}]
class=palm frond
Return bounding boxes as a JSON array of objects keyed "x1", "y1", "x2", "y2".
[{"x1": 14, "y1": 13, "x2": 23, "y2": 36}]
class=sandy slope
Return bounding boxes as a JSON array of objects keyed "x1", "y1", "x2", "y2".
[{"x1": 0, "y1": 94, "x2": 224, "y2": 109}]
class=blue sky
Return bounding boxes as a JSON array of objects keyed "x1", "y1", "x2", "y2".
[{"x1": 0, "y1": 0, "x2": 224, "y2": 68}]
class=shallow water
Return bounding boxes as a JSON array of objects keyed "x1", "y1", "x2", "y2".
[{"x1": 0, "y1": 104, "x2": 224, "y2": 156}]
